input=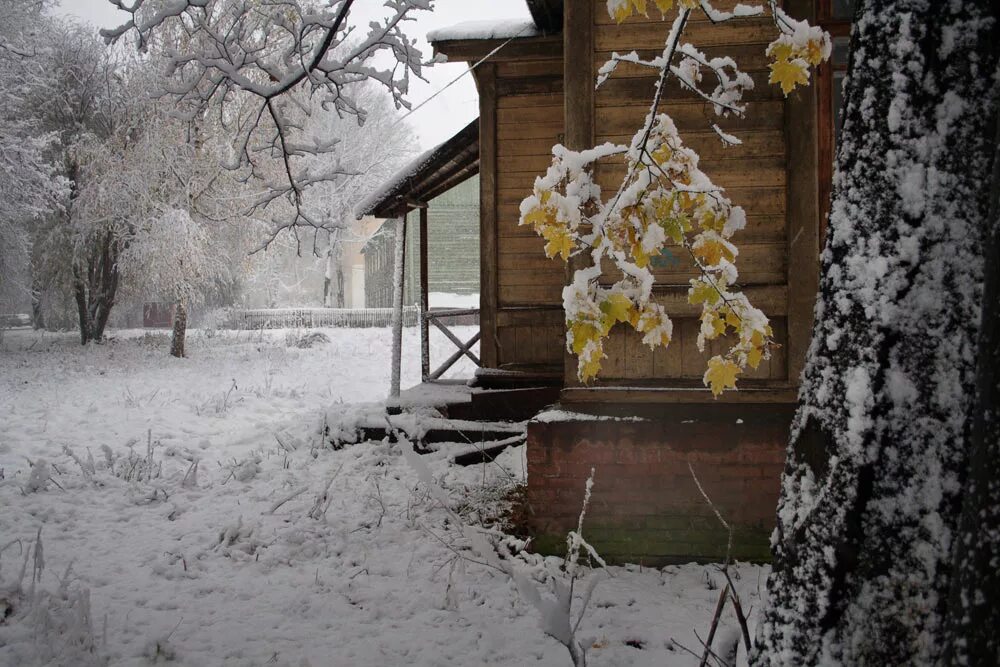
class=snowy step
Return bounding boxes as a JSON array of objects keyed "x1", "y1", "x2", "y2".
[
  {"x1": 325, "y1": 403, "x2": 524, "y2": 450},
  {"x1": 450, "y1": 434, "x2": 526, "y2": 466}
]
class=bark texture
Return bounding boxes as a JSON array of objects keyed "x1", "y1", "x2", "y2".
[
  {"x1": 943, "y1": 111, "x2": 1000, "y2": 666},
  {"x1": 170, "y1": 301, "x2": 187, "y2": 358},
  {"x1": 755, "y1": 2, "x2": 1000, "y2": 664},
  {"x1": 72, "y1": 228, "x2": 122, "y2": 344}
]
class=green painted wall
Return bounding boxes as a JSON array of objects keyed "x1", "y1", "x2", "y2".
[{"x1": 365, "y1": 175, "x2": 480, "y2": 307}]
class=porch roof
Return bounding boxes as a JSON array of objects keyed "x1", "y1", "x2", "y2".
[{"x1": 353, "y1": 119, "x2": 479, "y2": 220}]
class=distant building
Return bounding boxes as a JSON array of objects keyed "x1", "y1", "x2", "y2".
[{"x1": 362, "y1": 175, "x2": 480, "y2": 308}]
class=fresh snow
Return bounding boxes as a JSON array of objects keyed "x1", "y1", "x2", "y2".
[
  {"x1": 426, "y1": 19, "x2": 539, "y2": 43},
  {"x1": 429, "y1": 292, "x2": 479, "y2": 309},
  {"x1": 0, "y1": 327, "x2": 764, "y2": 666}
]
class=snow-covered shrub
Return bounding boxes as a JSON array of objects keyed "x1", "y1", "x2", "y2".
[
  {"x1": 0, "y1": 530, "x2": 105, "y2": 666},
  {"x1": 285, "y1": 330, "x2": 331, "y2": 349}
]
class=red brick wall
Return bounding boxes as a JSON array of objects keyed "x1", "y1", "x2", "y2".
[{"x1": 525, "y1": 405, "x2": 793, "y2": 565}]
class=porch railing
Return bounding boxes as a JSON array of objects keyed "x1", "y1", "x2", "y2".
[{"x1": 421, "y1": 307, "x2": 481, "y2": 381}]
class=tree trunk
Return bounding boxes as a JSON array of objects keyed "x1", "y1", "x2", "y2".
[
  {"x1": 755, "y1": 3, "x2": 1000, "y2": 665},
  {"x1": 73, "y1": 272, "x2": 91, "y2": 345},
  {"x1": 943, "y1": 110, "x2": 1000, "y2": 666},
  {"x1": 170, "y1": 301, "x2": 187, "y2": 358},
  {"x1": 30, "y1": 272, "x2": 45, "y2": 330}
]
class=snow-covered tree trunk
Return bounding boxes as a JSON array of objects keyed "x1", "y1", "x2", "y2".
[
  {"x1": 943, "y1": 110, "x2": 1000, "y2": 665},
  {"x1": 755, "y1": 3, "x2": 1000, "y2": 665},
  {"x1": 324, "y1": 229, "x2": 345, "y2": 308},
  {"x1": 170, "y1": 301, "x2": 187, "y2": 359}
]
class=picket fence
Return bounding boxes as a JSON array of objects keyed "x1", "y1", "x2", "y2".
[{"x1": 225, "y1": 307, "x2": 419, "y2": 330}]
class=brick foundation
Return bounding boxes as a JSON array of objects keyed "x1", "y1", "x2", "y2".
[{"x1": 525, "y1": 403, "x2": 793, "y2": 565}]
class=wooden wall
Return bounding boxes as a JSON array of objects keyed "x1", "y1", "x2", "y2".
[
  {"x1": 582, "y1": 0, "x2": 803, "y2": 386},
  {"x1": 482, "y1": 57, "x2": 568, "y2": 370}
]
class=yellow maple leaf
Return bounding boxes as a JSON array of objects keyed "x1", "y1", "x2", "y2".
[
  {"x1": 693, "y1": 237, "x2": 735, "y2": 267},
  {"x1": 766, "y1": 41, "x2": 794, "y2": 62},
  {"x1": 769, "y1": 58, "x2": 809, "y2": 96},
  {"x1": 704, "y1": 356, "x2": 740, "y2": 397},
  {"x1": 613, "y1": 0, "x2": 647, "y2": 23},
  {"x1": 522, "y1": 207, "x2": 551, "y2": 230},
  {"x1": 601, "y1": 293, "x2": 634, "y2": 324},
  {"x1": 653, "y1": 0, "x2": 674, "y2": 14},
  {"x1": 747, "y1": 346, "x2": 763, "y2": 369},
  {"x1": 688, "y1": 279, "x2": 720, "y2": 307},
  {"x1": 579, "y1": 353, "x2": 603, "y2": 383},
  {"x1": 542, "y1": 226, "x2": 573, "y2": 260},
  {"x1": 570, "y1": 321, "x2": 600, "y2": 355},
  {"x1": 803, "y1": 38, "x2": 826, "y2": 66},
  {"x1": 701, "y1": 311, "x2": 726, "y2": 338}
]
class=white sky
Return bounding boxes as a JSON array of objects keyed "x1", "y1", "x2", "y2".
[{"x1": 55, "y1": 0, "x2": 531, "y2": 150}]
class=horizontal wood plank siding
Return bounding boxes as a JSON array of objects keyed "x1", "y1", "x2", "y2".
[
  {"x1": 587, "y1": 0, "x2": 791, "y2": 386},
  {"x1": 494, "y1": 64, "x2": 567, "y2": 367}
]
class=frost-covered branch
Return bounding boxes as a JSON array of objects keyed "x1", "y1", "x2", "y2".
[{"x1": 102, "y1": 0, "x2": 432, "y2": 248}]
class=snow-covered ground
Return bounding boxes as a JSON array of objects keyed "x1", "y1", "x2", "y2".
[{"x1": 0, "y1": 326, "x2": 764, "y2": 666}]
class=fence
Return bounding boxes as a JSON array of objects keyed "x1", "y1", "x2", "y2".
[
  {"x1": 225, "y1": 307, "x2": 420, "y2": 330},
  {"x1": 422, "y1": 308, "x2": 482, "y2": 381}
]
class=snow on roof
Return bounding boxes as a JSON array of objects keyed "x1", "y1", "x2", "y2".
[
  {"x1": 426, "y1": 18, "x2": 539, "y2": 43},
  {"x1": 354, "y1": 143, "x2": 442, "y2": 220},
  {"x1": 353, "y1": 120, "x2": 477, "y2": 220}
]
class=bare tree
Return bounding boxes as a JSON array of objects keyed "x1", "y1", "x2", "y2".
[{"x1": 102, "y1": 0, "x2": 432, "y2": 249}]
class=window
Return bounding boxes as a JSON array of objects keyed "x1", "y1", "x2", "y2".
[{"x1": 817, "y1": 0, "x2": 854, "y2": 239}]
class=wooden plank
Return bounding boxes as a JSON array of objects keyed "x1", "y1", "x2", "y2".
[
  {"x1": 498, "y1": 105, "x2": 565, "y2": 125},
  {"x1": 601, "y1": 325, "x2": 628, "y2": 376},
  {"x1": 499, "y1": 284, "x2": 563, "y2": 306},
  {"x1": 595, "y1": 45, "x2": 772, "y2": 77},
  {"x1": 593, "y1": 0, "x2": 761, "y2": 24},
  {"x1": 784, "y1": 0, "x2": 820, "y2": 386},
  {"x1": 499, "y1": 185, "x2": 786, "y2": 215},
  {"x1": 497, "y1": 154, "x2": 555, "y2": 173},
  {"x1": 559, "y1": 386, "x2": 799, "y2": 405},
  {"x1": 594, "y1": 18, "x2": 775, "y2": 51},
  {"x1": 477, "y1": 63, "x2": 499, "y2": 368},
  {"x1": 498, "y1": 121, "x2": 564, "y2": 140},
  {"x1": 497, "y1": 92, "x2": 564, "y2": 109},
  {"x1": 433, "y1": 35, "x2": 561, "y2": 63},
  {"x1": 496, "y1": 306, "x2": 564, "y2": 327},
  {"x1": 496, "y1": 77, "x2": 563, "y2": 98},
  {"x1": 595, "y1": 99, "x2": 785, "y2": 134},
  {"x1": 624, "y1": 327, "x2": 658, "y2": 379},
  {"x1": 593, "y1": 158, "x2": 787, "y2": 189},
  {"x1": 497, "y1": 326, "x2": 517, "y2": 366},
  {"x1": 499, "y1": 238, "x2": 787, "y2": 279},
  {"x1": 497, "y1": 137, "x2": 561, "y2": 158},
  {"x1": 564, "y1": 0, "x2": 596, "y2": 387},
  {"x1": 595, "y1": 71, "x2": 777, "y2": 107},
  {"x1": 499, "y1": 209, "x2": 788, "y2": 244},
  {"x1": 497, "y1": 59, "x2": 563, "y2": 78},
  {"x1": 594, "y1": 129, "x2": 786, "y2": 161}
]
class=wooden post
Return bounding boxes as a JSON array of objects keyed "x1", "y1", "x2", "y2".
[
  {"x1": 476, "y1": 63, "x2": 499, "y2": 368},
  {"x1": 562, "y1": 0, "x2": 595, "y2": 387},
  {"x1": 390, "y1": 215, "x2": 407, "y2": 399},
  {"x1": 784, "y1": 0, "x2": 820, "y2": 385},
  {"x1": 419, "y1": 206, "x2": 430, "y2": 381}
]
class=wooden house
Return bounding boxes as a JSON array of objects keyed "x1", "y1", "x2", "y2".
[{"x1": 362, "y1": 0, "x2": 854, "y2": 564}]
